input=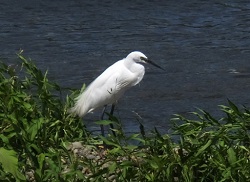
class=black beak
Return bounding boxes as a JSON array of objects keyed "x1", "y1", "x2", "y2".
[
  {"x1": 146, "y1": 59, "x2": 165, "y2": 71},
  {"x1": 141, "y1": 57, "x2": 165, "y2": 71}
]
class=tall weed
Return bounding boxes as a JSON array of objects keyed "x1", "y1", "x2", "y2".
[
  {"x1": 0, "y1": 53, "x2": 249, "y2": 181},
  {"x1": 0, "y1": 52, "x2": 88, "y2": 181}
]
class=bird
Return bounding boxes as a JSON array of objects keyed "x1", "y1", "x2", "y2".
[{"x1": 70, "y1": 51, "x2": 164, "y2": 136}]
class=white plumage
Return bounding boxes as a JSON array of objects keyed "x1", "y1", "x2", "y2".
[
  {"x1": 70, "y1": 51, "x2": 164, "y2": 119},
  {"x1": 70, "y1": 51, "x2": 144, "y2": 116},
  {"x1": 70, "y1": 51, "x2": 164, "y2": 123}
]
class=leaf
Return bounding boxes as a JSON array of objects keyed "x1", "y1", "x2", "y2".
[
  {"x1": 124, "y1": 145, "x2": 137, "y2": 151},
  {"x1": 239, "y1": 146, "x2": 249, "y2": 152},
  {"x1": 0, "y1": 134, "x2": 10, "y2": 144},
  {"x1": 23, "y1": 102, "x2": 33, "y2": 112},
  {"x1": 99, "y1": 136, "x2": 120, "y2": 148},
  {"x1": 120, "y1": 160, "x2": 134, "y2": 166},
  {"x1": 149, "y1": 160, "x2": 158, "y2": 169},
  {"x1": 227, "y1": 148, "x2": 237, "y2": 166},
  {"x1": 108, "y1": 147, "x2": 123, "y2": 154},
  {"x1": 27, "y1": 118, "x2": 43, "y2": 141},
  {"x1": 126, "y1": 133, "x2": 140, "y2": 141},
  {"x1": 108, "y1": 162, "x2": 117, "y2": 173},
  {"x1": 0, "y1": 148, "x2": 26, "y2": 180},
  {"x1": 227, "y1": 99, "x2": 240, "y2": 114},
  {"x1": 195, "y1": 139, "x2": 212, "y2": 157},
  {"x1": 202, "y1": 109, "x2": 220, "y2": 125},
  {"x1": 222, "y1": 167, "x2": 232, "y2": 180},
  {"x1": 35, "y1": 153, "x2": 45, "y2": 178},
  {"x1": 95, "y1": 120, "x2": 114, "y2": 126}
]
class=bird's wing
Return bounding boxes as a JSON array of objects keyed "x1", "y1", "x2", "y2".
[
  {"x1": 70, "y1": 60, "x2": 139, "y2": 116},
  {"x1": 106, "y1": 71, "x2": 133, "y2": 93},
  {"x1": 96, "y1": 70, "x2": 134, "y2": 103},
  {"x1": 90, "y1": 60, "x2": 133, "y2": 90}
]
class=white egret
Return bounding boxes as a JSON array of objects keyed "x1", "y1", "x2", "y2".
[{"x1": 70, "y1": 51, "x2": 164, "y2": 135}]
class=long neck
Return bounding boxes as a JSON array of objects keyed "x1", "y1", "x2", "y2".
[
  {"x1": 123, "y1": 58, "x2": 138, "y2": 73},
  {"x1": 123, "y1": 58, "x2": 145, "y2": 83}
]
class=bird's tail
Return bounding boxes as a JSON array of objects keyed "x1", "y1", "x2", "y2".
[{"x1": 68, "y1": 93, "x2": 89, "y2": 118}]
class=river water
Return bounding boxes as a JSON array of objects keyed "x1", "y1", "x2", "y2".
[{"x1": 1, "y1": 0, "x2": 250, "y2": 134}]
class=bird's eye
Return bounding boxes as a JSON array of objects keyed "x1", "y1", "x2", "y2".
[{"x1": 140, "y1": 57, "x2": 147, "y2": 61}]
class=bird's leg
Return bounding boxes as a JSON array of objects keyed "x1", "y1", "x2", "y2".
[
  {"x1": 109, "y1": 104, "x2": 116, "y2": 136},
  {"x1": 100, "y1": 125, "x2": 105, "y2": 137},
  {"x1": 100, "y1": 105, "x2": 107, "y2": 136},
  {"x1": 110, "y1": 104, "x2": 115, "y2": 115}
]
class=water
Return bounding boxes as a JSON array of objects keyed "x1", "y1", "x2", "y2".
[{"x1": 1, "y1": 0, "x2": 250, "y2": 134}]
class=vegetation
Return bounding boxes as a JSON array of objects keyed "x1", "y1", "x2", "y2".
[{"x1": 0, "y1": 53, "x2": 249, "y2": 181}]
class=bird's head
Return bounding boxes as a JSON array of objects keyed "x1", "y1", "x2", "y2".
[
  {"x1": 126, "y1": 51, "x2": 148, "y2": 63},
  {"x1": 126, "y1": 51, "x2": 165, "y2": 70}
]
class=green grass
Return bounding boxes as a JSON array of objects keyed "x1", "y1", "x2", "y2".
[{"x1": 0, "y1": 52, "x2": 249, "y2": 181}]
